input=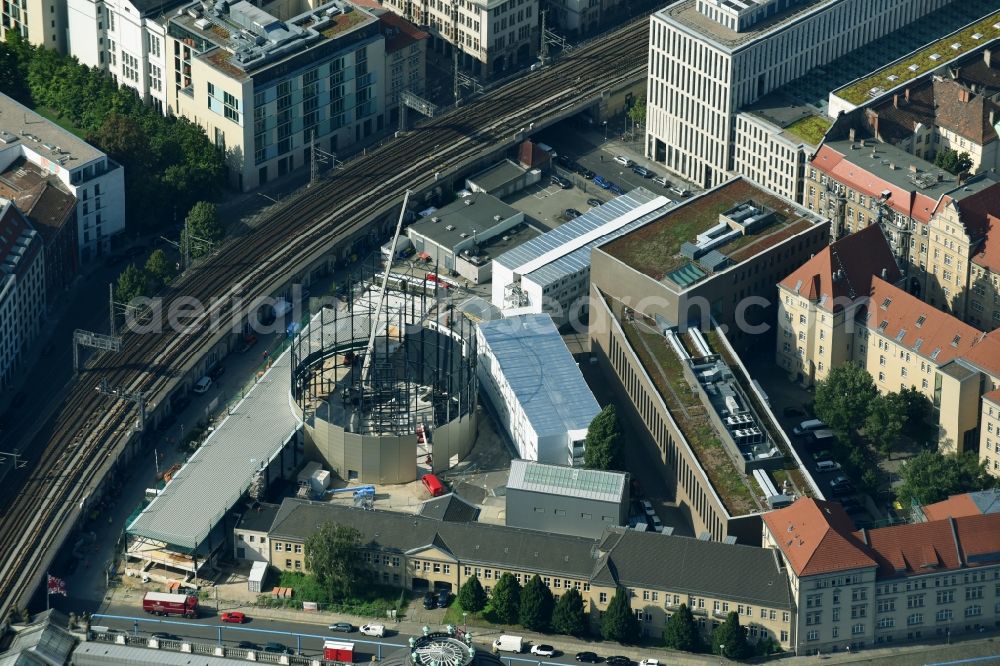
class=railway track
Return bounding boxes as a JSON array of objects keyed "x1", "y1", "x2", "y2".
[{"x1": 0, "y1": 17, "x2": 649, "y2": 617}]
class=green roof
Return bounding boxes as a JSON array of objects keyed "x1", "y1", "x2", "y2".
[
  {"x1": 836, "y1": 10, "x2": 1000, "y2": 105},
  {"x1": 783, "y1": 114, "x2": 832, "y2": 145}
]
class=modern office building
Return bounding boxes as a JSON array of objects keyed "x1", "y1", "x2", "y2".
[
  {"x1": 0, "y1": 200, "x2": 46, "y2": 390},
  {"x1": 263, "y1": 497, "x2": 795, "y2": 646},
  {"x1": 0, "y1": 94, "x2": 125, "y2": 263},
  {"x1": 476, "y1": 313, "x2": 600, "y2": 466},
  {"x1": 165, "y1": 0, "x2": 388, "y2": 191},
  {"x1": 646, "y1": 0, "x2": 957, "y2": 190},
  {"x1": 381, "y1": 0, "x2": 536, "y2": 77},
  {"x1": 763, "y1": 497, "x2": 1000, "y2": 654},
  {"x1": 491, "y1": 188, "x2": 674, "y2": 326},
  {"x1": 505, "y1": 459, "x2": 628, "y2": 538}
]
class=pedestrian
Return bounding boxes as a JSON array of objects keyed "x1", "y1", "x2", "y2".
[{"x1": 600, "y1": 155, "x2": 604, "y2": 162}]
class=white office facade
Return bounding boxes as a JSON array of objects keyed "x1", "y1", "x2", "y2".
[
  {"x1": 646, "y1": 0, "x2": 956, "y2": 191},
  {"x1": 476, "y1": 314, "x2": 600, "y2": 466}
]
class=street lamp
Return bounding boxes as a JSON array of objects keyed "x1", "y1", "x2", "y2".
[
  {"x1": 719, "y1": 644, "x2": 725, "y2": 664},
  {"x1": 603, "y1": 121, "x2": 608, "y2": 141},
  {"x1": 462, "y1": 611, "x2": 468, "y2": 633}
]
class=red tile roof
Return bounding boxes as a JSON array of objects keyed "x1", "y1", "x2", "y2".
[
  {"x1": 983, "y1": 387, "x2": 1000, "y2": 406},
  {"x1": 972, "y1": 214, "x2": 1000, "y2": 274},
  {"x1": 778, "y1": 225, "x2": 899, "y2": 313},
  {"x1": 378, "y1": 12, "x2": 428, "y2": 52},
  {"x1": 923, "y1": 494, "x2": 985, "y2": 521},
  {"x1": 763, "y1": 499, "x2": 876, "y2": 577},
  {"x1": 856, "y1": 519, "x2": 962, "y2": 578},
  {"x1": 866, "y1": 277, "x2": 987, "y2": 368}
]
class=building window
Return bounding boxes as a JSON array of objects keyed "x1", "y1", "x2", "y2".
[
  {"x1": 599, "y1": 592, "x2": 607, "y2": 604},
  {"x1": 122, "y1": 52, "x2": 139, "y2": 82},
  {"x1": 852, "y1": 623, "x2": 864, "y2": 635},
  {"x1": 806, "y1": 630, "x2": 819, "y2": 642}
]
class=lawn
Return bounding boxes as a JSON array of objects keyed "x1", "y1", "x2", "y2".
[
  {"x1": 33, "y1": 106, "x2": 88, "y2": 139},
  {"x1": 259, "y1": 572, "x2": 408, "y2": 616},
  {"x1": 783, "y1": 114, "x2": 832, "y2": 146},
  {"x1": 836, "y1": 10, "x2": 1000, "y2": 104},
  {"x1": 620, "y1": 320, "x2": 755, "y2": 515},
  {"x1": 443, "y1": 603, "x2": 506, "y2": 630}
]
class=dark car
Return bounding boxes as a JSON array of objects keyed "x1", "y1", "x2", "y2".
[
  {"x1": 152, "y1": 632, "x2": 181, "y2": 641},
  {"x1": 238, "y1": 641, "x2": 261, "y2": 650},
  {"x1": 631, "y1": 166, "x2": 653, "y2": 178},
  {"x1": 208, "y1": 363, "x2": 226, "y2": 380},
  {"x1": 437, "y1": 589, "x2": 451, "y2": 608},
  {"x1": 782, "y1": 406, "x2": 806, "y2": 418},
  {"x1": 608, "y1": 183, "x2": 625, "y2": 195},
  {"x1": 550, "y1": 174, "x2": 572, "y2": 189},
  {"x1": 422, "y1": 592, "x2": 437, "y2": 610},
  {"x1": 593, "y1": 175, "x2": 611, "y2": 189},
  {"x1": 576, "y1": 653, "x2": 602, "y2": 663},
  {"x1": 606, "y1": 657, "x2": 631, "y2": 666},
  {"x1": 565, "y1": 208, "x2": 582, "y2": 219},
  {"x1": 264, "y1": 642, "x2": 291, "y2": 654},
  {"x1": 329, "y1": 622, "x2": 355, "y2": 632},
  {"x1": 587, "y1": 198, "x2": 604, "y2": 207},
  {"x1": 555, "y1": 154, "x2": 573, "y2": 169},
  {"x1": 577, "y1": 167, "x2": 596, "y2": 179}
]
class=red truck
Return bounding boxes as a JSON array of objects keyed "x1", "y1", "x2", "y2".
[{"x1": 142, "y1": 591, "x2": 199, "y2": 618}]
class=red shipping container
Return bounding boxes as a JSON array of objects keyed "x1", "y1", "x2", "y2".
[{"x1": 324, "y1": 640, "x2": 355, "y2": 662}]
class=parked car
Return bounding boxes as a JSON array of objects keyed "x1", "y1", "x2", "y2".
[
  {"x1": 152, "y1": 632, "x2": 181, "y2": 641},
  {"x1": 550, "y1": 174, "x2": 572, "y2": 189},
  {"x1": 587, "y1": 198, "x2": 604, "y2": 207},
  {"x1": 593, "y1": 175, "x2": 611, "y2": 189},
  {"x1": 263, "y1": 642, "x2": 291, "y2": 654},
  {"x1": 531, "y1": 645, "x2": 556, "y2": 657},
  {"x1": 631, "y1": 165, "x2": 653, "y2": 178},
  {"x1": 437, "y1": 589, "x2": 451, "y2": 608},
  {"x1": 555, "y1": 154, "x2": 573, "y2": 168},
  {"x1": 575, "y1": 653, "x2": 602, "y2": 663},
  {"x1": 238, "y1": 641, "x2": 261, "y2": 650},
  {"x1": 220, "y1": 611, "x2": 247, "y2": 624},
  {"x1": 792, "y1": 419, "x2": 826, "y2": 436},
  {"x1": 577, "y1": 167, "x2": 595, "y2": 179},
  {"x1": 782, "y1": 406, "x2": 806, "y2": 418},
  {"x1": 639, "y1": 660, "x2": 659, "y2": 666},
  {"x1": 606, "y1": 656, "x2": 631, "y2": 666},
  {"x1": 208, "y1": 363, "x2": 226, "y2": 380},
  {"x1": 360, "y1": 624, "x2": 385, "y2": 637},
  {"x1": 613, "y1": 155, "x2": 633, "y2": 167},
  {"x1": 652, "y1": 176, "x2": 669, "y2": 187},
  {"x1": 422, "y1": 592, "x2": 437, "y2": 610},
  {"x1": 668, "y1": 186, "x2": 691, "y2": 197},
  {"x1": 192, "y1": 376, "x2": 212, "y2": 394},
  {"x1": 565, "y1": 208, "x2": 582, "y2": 219},
  {"x1": 816, "y1": 460, "x2": 841, "y2": 472},
  {"x1": 329, "y1": 622, "x2": 354, "y2": 633},
  {"x1": 609, "y1": 183, "x2": 625, "y2": 195}
]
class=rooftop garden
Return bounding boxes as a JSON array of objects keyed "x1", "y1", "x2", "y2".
[
  {"x1": 619, "y1": 317, "x2": 756, "y2": 516},
  {"x1": 836, "y1": 10, "x2": 1000, "y2": 105},
  {"x1": 783, "y1": 114, "x2": 832, "y2": 145},
  {"x1": 321, "y1": 9, "x2": 368, "y2": 38},
  {"x1": 602, "y1": 179, "x2": 813, "y2": 282}
]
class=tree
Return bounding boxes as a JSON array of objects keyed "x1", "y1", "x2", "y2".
[
  {"x1": 458, "y1": 575, "x2": 487, "y2": 613},
  {"x1": 627, "y1": 96, "x2": 646, "y2": 128},
  {"x1": 183, "y1": 201, "x2": 223, "y2": 258},
  {"x1": 711, "y1": 611, "x2": 750, "y2": 660},
  {"x1": 865, "y1": 392, "x2": 904, "y2": 459},
  {"x1": 519, "y1": 574, "x2": 554, "y2": 632},
  {"x1": 934, "y1": 148, "x2": 973, "y2": 175},
  {"x1": 303, "y1": 522, "x2": 367, "y2": 601},
  {"x1": 115, "y1": 263, "x2": 148, "y2": 305},
  {"x1": 663, "y1": 603, "x2": 702, "y2": 653},
  {"x1": 813, "y1": 362, "x2": 877, "y2": 439},
  {"x1": 584, "y1": 405, "x2": 624, "y2": 470},
  {"x1": 896, "y1": 451, "x2": 997, "y2": 506},
  {"x1": 552, "y1": 587, "x2": 587, "y2": 637},
  {"x1": 897, "y1": 386, "x2": 933, "y2": 445},
  {"x1": 490, "y1": 572, "x2": 521, "y2": 624},
  {"x1": 144, "y1": 249, "x2": 173, "y2": 289},
  {"x1": 600, "y1": 588, "x2": 639, "y2": 644}
]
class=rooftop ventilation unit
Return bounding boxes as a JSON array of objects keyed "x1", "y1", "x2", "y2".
[{"x1": 445, "y1": 224, "x2": 455, "y2": 231}]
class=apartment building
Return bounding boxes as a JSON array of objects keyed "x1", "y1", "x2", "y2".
[
  {"x1": 1, "y1": 0, "x2": 65, "y2": 49},
  {"x1": 66, "y1": 0, "x2": 181, "y2": 115},
  {"x1": 261, "y1": 497, "x2": 795, "y2": 647},
  {"x1": 776, "y1": 226, "x2": 1000, "y2": 457},
  {"x1": 382, "y1": 0, "x2": 535, "y2": 77},
  {"x1": 378, "y1": 12, "x2": 428, "y2": 128},
  {"x1": 165, "y1": 0, "x2": 387, "y2": 191},
  {"x1": 776, "y1": 224, "x2": 901, "y2": 387},
  {"x1": 807, "y1": 113, "x2": 1000, "y2": 329},
  {"x1": 646, "y1": 0, "x2": 954, "y2": 190},
  {"x1": 0, "y1": 200, "x2": 45, "y2": 390},
  {"x1": 764, "y1": 498, "x2": 1000, "y2": 655},
  {"x1": 0, "y1": 94, "x2": 125, "y2": 263}
]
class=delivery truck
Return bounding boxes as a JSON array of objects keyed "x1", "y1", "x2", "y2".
[
  {"x1": 323, "y1": 640, "x2": 355, "y2": 662},
  {"x1": 492, "y1": 635, "x2": 524, "y2": 653},
  {"x1": 142, "y1": 591, "x2": 199, "y2": 618}
]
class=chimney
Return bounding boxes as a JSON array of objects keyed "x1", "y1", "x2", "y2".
[
  {"x1": 909, "y1": 164, "x2": 918, "y2": 173},
  {"x1": 881, "y1": 268, "x2": 888, "y2": 280},
  {"x1": 959, "y1": 88, "x2": 971, "y2": 103},
  {"x1": 893, "y1": 93, "x2": 900, "y2": 109},
  {"x1": 904, "y1": 87, "x2": 911, "y2": 103},
  {"x1": 849, "y1": 128, "x2": 856, "y2": 142},
  {"x1": 986, "y1": 49, "x2": 993, "y2": 69}
]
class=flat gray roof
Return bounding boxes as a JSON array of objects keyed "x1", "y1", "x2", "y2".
[
  {"x1": 408, "y1": 193, "x2": 520, "y2": 251},
  {"x1": 0, "y1": 93, "x2": 104, "y2": 167},
  {"x1": 127, "y1": 345, "x2": 301, "y2": 550},
  {"x1": 493, "y1": 188, "x2": 673, "y2": 289},
  {"x1": 508, "y1": 459, "x2": 626, "y2": 504},
  {"x1": 467, "y1": 159, "x2": 528, "y2": 193},
  {"x1": 477, "y1": 313, "x2": 600, "y2": 439},
  {"x1": 659, "y1": 0, "x2": 837, "y2": 52}
]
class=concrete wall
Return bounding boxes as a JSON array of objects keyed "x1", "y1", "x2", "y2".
[{"x1": 505, "y1": 487, "x2": 627, "y2": 538}]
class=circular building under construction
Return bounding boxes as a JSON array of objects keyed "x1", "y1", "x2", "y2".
[{"x1": 290, "y1": 268, "x2": 477, "y2": 485}]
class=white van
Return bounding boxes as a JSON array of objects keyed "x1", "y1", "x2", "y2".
[
  {"x1": 192, "y1": 376, "x2": 212, "y2": 394},
  {"x1": 792, "y1": 419, "x2": 825, "y2": 435},
  {"x1": 816, "y1": 460, "x2": 840, "y2": 472},
  {"x1": 359, "y1": 624, "x2": 385, "y2": 637},
  {"x1": 493, "y1": 635, "x2": 524, "y2": 653}
]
